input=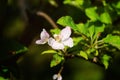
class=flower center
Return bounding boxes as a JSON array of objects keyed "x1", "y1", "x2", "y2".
[{"x1": 54, "y1": 34, "x2": 61, "y2": 42}]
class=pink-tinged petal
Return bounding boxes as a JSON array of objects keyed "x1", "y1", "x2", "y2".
[
  {"x1": 51, "y1": 41, "x2": 64, "y2": 50},
  {"x1": 62, "y1": 38, "x2": 73, "y2": 47},
  {"x1": 48, "y1": 38, "x2": 64, "y2": 50},
  {"x1": 60, "y1": 27, "x2": 71, "y2": 41},
  {"x1": 36, "y1": 29, "x2": 49, "y2": 44},
  {"x1": 35, "y1": 40, "x2": 46, "y2": 44},
  {"x1": 58, "y1": 75, "x2": 62, "y2": 80},
  {"x1": 48, "y1": 37, "x2": 55, "y2": 46},
  {"x1": 40, "y1": 29, "x2": 49, "y2": 40}
]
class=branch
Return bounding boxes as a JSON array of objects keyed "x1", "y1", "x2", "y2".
[{"x1": 36, "y1": 11, "x2": 58, "y2": 29}]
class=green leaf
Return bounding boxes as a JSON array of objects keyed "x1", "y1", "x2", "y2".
[
  {"x1": 88, "y1": 25, "x2": 95, "y2": 38},
  {"x1": 100, "y1": 12, "x2": 112, "y2": 24},
  {"x1": 103, "y1": 34, "x2": 120, "y2": 50},
  {"x1": 101, "y1": 54, "x2": 111, "y2": 69},
  {"x1": 15, "y1": 47, "x2": 28, "y2": 54},
  {"x1": 78, "y1": 51, "x2": 88, "y2": 60},
  {"x1": 85, "y1": 7, "x2": 99, "y2": 21},
  {"x1": 76, "y1": 23, "x2": 87, "y2": 35},
  {"x1": 50, "y1": 28, "x2": 61, "y2": 35},
  {"x1": 86, "y1": 48, "x2": 96, "y2": 55},
  {"x1": 93, "y1": 24, "x2": 105, "y2": 40},
  {"x1": 64, "y1": 0, "x2": 84, "y2": 5},
  {"x1": 112, "y1": 1, "x2": 120, "y2": 15},
  {"x1": 95, "y1": 50, "x2": 99, "y2": 56},
  {"x1": 41, "y1": 50, "x2": 57, "y2": 54},
  {"x1": 112, "y1": 1, "x2": 120, "y2": 9},
  {"x1": 85, "y1": 21, "x2": 105, "y2": 40},
  {"x1": 73, "y1": 37, "x2": 83, "y2": 45},
  {"x1": 94, "y1": 24, "x2": 105, "y2": 34},
  {"x1": 50, "y1": 54, "x2": 64, "y2": 67},
  {"x1": 63, "y1": 0, "x2": 84, "y2": 8},
  {"x1": 63, "y1": 0, "x2": 91, "y2": 9},
  {"x1": 57, "y1": 16, "x2": 78, "y2": 31}
]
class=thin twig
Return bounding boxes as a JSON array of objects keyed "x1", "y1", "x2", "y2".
[
  {"x1": 36, "y1": 11, "x2": 58, "y2": 29},
  {"x1": 58, "y1": 66, "x2": 64, "y2": 74}
]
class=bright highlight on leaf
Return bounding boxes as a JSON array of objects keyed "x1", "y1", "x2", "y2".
[
  {"x1": 41, "y1": 50, "x2": 57, "y2": 54},
  {"x1": 78, "y1": 51, "x2": 88, "y2": 60}
]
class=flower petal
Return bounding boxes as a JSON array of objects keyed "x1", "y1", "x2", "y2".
[
  {"x1": 58, "y1": 75, "x2": 62, "y2": 80},
  {"x1": 48, "y1": 37, "x2": 55, "y2": 46},
  {"x1": 53, "y1": 74, "x2": 62, "y2": 80},
  {"x1": 40, "y1": 29, "x2": 49, "y2": 40},
  {"x1": 36, "y1": 29, "x2": 49, "y2": 44},
  {"x1": 48, "y1": 38, "x2": 64, "y2": 50},
  {"x1": 52, "y1": 42, "x2": 64, "y2": 50},
  {"x1": 62, "y1": 38, "x2": 73, "y2": 47},
  {"x1": 35, "y1": 40, "x2": 46, "y2": 44},
  {"x1": 60, "y1": 27, "x2": 71, "y2": 41},
  {"x1": 53, "y1": 74, "x2": 58, "y2": 80}
]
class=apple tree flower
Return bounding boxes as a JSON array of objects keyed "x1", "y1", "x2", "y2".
[
  {"x1": 36, "y1": 29, "x2": 50, "y2": 44},
  {"x1": 48, "y1": 26, "x2": 73, "y2": 50},
  {"x1": 53, "y1": 74, "x2": 62, "y2": 80}
]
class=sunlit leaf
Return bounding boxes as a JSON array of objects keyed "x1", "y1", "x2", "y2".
[
  {"x1": 101, "y1": 54, "x2": 111, "y2": 69},
  {"x1": 103, "y1": 34, "x2": 120, "y2": 50},
  {"x1": 100, "y1": 12, "x2": 112, "y2": 24},
  {"x1": 93, "y1": 24, "x2": 105, "y2": 40},
  {"x1": 94, "y1": 24, "x2": 105, "y2": 34},
  {"x1": 88, "y1": 25, "x2": 95, "y2": 38},
  {"x1": 95, "y1": 50, "x2": 99, "y2": 56},
  {"x1": 85, "y1": 7, "x2": 99, "y2": 21},
  {"x1": 50, "y1": 28, "x2": 61, "y2": 35},
  {"x1": 63, "y1": 0, "x2": 84, "y2": 8},
  {"x1": 78, "y1": 51, "x2": 88, "y2": 60},
  {"x1": 73, "y1": 37, "x2": 83, "y2": 45},
  {"x1": 41, "y1": 50, "x2": 57, "y2": 54},
  {"x1": 63, "y1": 0, "x2": 91, "y2": 9},
  {"x1": 50, "y1": 54, "x2": 64, "y2": 67},
  {"x1": 57, "y1": 16, "x2": 78, "y2": 31},
  {"x1": 76, "y1": 23, "x2": 87, "y2": 35},
  {"x1": 86, "y1": 48, "x2": 96, "y2": 55}
]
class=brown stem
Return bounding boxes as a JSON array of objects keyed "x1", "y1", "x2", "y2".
[
  {"x1": 36, "y1": 11, "x2": 58, "y2": 29},
  {"x1": 58, "y1": 66, "x2": 64, "y2": 74}
]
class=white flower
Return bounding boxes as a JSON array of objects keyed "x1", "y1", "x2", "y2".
[
  {"x1": 48, "y1": 26, "x2": 73, "y2": 50},
  {"x1": 53, "y1": 74, "x2": 62, "y2": 80},
  {"x1": 36, "y1": 29, "x2": 50, "y2": 44}
]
